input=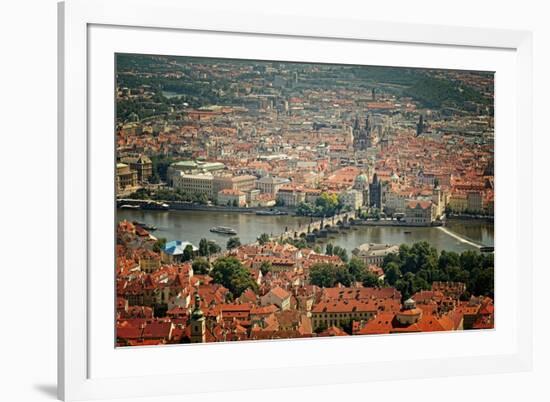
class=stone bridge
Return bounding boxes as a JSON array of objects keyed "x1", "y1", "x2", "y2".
[{"x1": 272, "y1": 211, "x2": 356, "y2": 243}]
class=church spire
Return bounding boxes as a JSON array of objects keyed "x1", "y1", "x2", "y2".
[
  {"x1": 191, "y1": 293, "x2": 204, "y2": 320},
  {"x1": 190, "y1": 293, "x2": 206, "y2": 343}
]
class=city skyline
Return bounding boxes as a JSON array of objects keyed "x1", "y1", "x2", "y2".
[{"x1": 115, "y1": 53, "x2": 494, "y2": 347}]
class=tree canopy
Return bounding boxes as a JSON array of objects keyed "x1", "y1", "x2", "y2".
[
  {"x1": 198, "y1": 238, "x2": 221, "y2": 256},
  {"x1": 226, "y1": 236, "x2": 241, "y2": 250},
  {"x1": 309, "y1": 257, "x2": 377, "y2": 288},
  {"x1": 257, "y1": 233, "x2": 270, "y2": 245},
  {"x1": 192, "y1": 257, "x2": 210, "y2": 275},
  {"x1": 381, "y1": 241, "x2": 494, "y2": 301},
  {"x1": 309, "y1": 263, "x2": 353, "y2": 287},
  {"x1": 296, "y1": 192, "x2": 345, "y2": 217},
  {"x1": 325, "y1": 242, "x2": 348, "y2": 262},
  {"x1": 182, "y1": 245, "x2": 194, "y2": 262},
  {"x1": 210, "y1": 257, "x2": 258, "y2": 297}
]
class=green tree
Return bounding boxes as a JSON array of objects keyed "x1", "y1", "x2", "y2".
[
  {"x1": 309, "y1": 263, "x2": 352, "y2": 287},
  {"x1": 309, "y1": 263, "x2": 337, "y2": 287},
  {"x1": 460, "y1": 250, "x2": 483, "y2": 272},
  {"x1": 182, "y1": 244, "x2": 194, "y2": 261},
  {"x1": 296, "y1": 202, "x2": 314, "y2": 216},
  {"x1": 257, "y1": 233, "x2": 270, "y2": 245},
  {"x1": 347, "y1": 257, "x2": 366, "y2": 282},
  {"x1": 438, "y1": 250, "x2": 460, "y2": 270},
  {"x1": 394, "y1": 279, "x2": 411, "y2": 301},
  {"x1": 338, "y1": 318, "x2": 354, "y2": 334},
  {"x1": 198, "y1": 238, "x2": 209, "y2": 257},
  {"x1": 152, "y1": 237, "x2": 166, "y2": 253},
  {"x1": 192, "y1": 258, "x2": 210, "y2": 274},
  {"x1": 226, "y1": 236, "x2": 241, "y2": 250},
  {"x1": 410, "y1": 241, "x2": 438, "y2": 273},
  {"x1": 284, "y1": 238, "x2": 308, "y2": 249},
  {"x1": 362, "y1": 271, "x2": 379, "y2": 287},
  {"x1": 259, "y1": 261, "x2": 272, "y2": 276},
  {"x1": 210, "y1": 257, "x2": 258, "y2": 297},
  {"x1": 325, "y1": 243, "x2": 334, "y2": 256},
  {"x1": 482, "y1": 253, "x2": 494, "y2": 269},
  {"x1": 377, "y1": 242, "x2": 493, "y2": 301},
  {"x1": 384, "y1": 262, "x2": 401, "y2": 286},
  {"x1": 469, "y1": 266, "x2": 494, "y2": 298},
  {"x1": 315, "y1": 192, "x2": 340, "y2": 216},
  {"x1": 207, "y1": 241, "x2": 221, "y2": 255},
  {"x1": 383, "y1": 252, "x2": 401, "y2": 266},
  {"x1": 196, "y1": 193, "x2": 208, "y2": 205},
  {"x1": 314, "y1": 322, "x2": 328, "y2": 334},
  {"x1": 446, "y1": 266, "x2": 470, "y2": 283},
  {"x1": 332, "y1": 245, "x2": 348, "y2": 262}
]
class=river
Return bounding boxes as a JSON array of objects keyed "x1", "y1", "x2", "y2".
[{"x1": 117, "y1": 209, "x2": 493, "y2": 254}]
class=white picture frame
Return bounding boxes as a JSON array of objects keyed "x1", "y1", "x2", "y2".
[{"x1": 58, "y1": 0, "x2": 533, "y2": 400}]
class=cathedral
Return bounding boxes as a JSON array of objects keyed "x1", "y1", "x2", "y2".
[{"x1": 353, "y1": 114, "x2": 372, "y2": 151}]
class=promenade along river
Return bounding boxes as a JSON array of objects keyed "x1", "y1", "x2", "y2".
[{"x1": 117, "y1": 209, "x2": 494, "y2": 254}]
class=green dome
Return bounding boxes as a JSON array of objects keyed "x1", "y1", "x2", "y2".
[{"x1": 355, "y1": 173, "x2": 368, "y2": 183}]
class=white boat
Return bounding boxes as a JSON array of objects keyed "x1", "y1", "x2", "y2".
[
  {"x1": 209, "y1": 226, "x2": 237, "y2": 235},
  {"x1": 120, "y1": 204, "x2": 140, "y2": 209}
]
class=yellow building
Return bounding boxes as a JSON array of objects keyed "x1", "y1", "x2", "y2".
[
  {"x1": 212, "y1": 174, "x2": 257, "y2": 199},
  {"x1": 467, "y1": 191, "x2": 484, "y2": 213},
  {"x1": 311, "y1": 300, "x2": 378, "y2": 330},
  {"x1": 448, "y1": 193, "x2": 467, "y2": 212},
  {"x1": 116, "y1": 163, "x2": 138, "y2": 193}
]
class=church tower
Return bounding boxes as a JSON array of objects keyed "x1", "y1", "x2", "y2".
[
  {"x1": 369, "y1": 172, "x2": 382, "y2": 208},
  {"x1": 416, "y1": 115, "x2": 425, "y2": 136},
  {"x1": 353, "y1": 114, "x2": 372, "y2": 151},
  {"x1": 190, "y1": 293, "x2": 206, "y2": 343}
]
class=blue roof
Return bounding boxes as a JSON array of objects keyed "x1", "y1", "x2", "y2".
[{"x1": 164, "y1": 240, "x2": 198, "y2": 256}]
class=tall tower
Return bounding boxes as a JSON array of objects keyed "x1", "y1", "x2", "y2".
[
  {"x1": 369, "y1": 173, "x2": 382, "y2": 208},
  {"x1": 189, "y1": 293, "x2": 206, "y2": 343},
  {"x1": 416, "y1": 115, "x2": 425, "y2": 136},
  {"x1": 353, "y1": 114, "x2": 371, "y2": 151}
]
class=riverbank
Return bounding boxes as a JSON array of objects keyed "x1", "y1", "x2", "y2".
[
  {"x1": 118, "y1": 198, "x2": 276, "y2": 214},
  {"x1": 447, "y1": 213, "x2": 494, "y2": 221},
  {"x1": 352, "y1": 219, "x2": 444, "y2": 228}
]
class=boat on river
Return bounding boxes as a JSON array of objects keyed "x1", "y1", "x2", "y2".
[
  {"x1": 255, "y1": 209, "x2": 288, "y2": 216},
  {"x1": 120, "y1": 204, "x2": 140, "y2": 209},
  {"x1": 209, "y1": 226, "x2": 237, "y2": 235},
  {"x1": 132, "y1": 221, "x2": 158, "y2": 231}
]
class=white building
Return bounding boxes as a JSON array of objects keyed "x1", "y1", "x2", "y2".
[
  {"x1": 340, "y1": 189, "x2": 363, "y2": 210},
  {"x1": 276, "y1": 187, "x2": 305, "y2": 207},
  {"x1": 256, "y1": 176, "x2": 290, "y2": 195},
  {"x1": 352, "y1": 243, "x2": 400, "y2": 266},
  {"x1": 172, "y1": 172, "x2": 213, "y2": 198},
  {"x1": 217, "y1": 189, "x2": 246, "y2": 207},
  {"x1": 384, "y1": 188, "x2": 413, "y2": 214},
  {"x1": 260, "y1": 286, "x2": 291, "y2": 311}
]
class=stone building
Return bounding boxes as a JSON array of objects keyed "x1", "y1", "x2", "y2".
[
  {"x1": 116, "y1": 163, "x2": 138, "y2": 193},
  {"x1": 121, "y1": 154, "x2": 152, "y2": 183}
]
